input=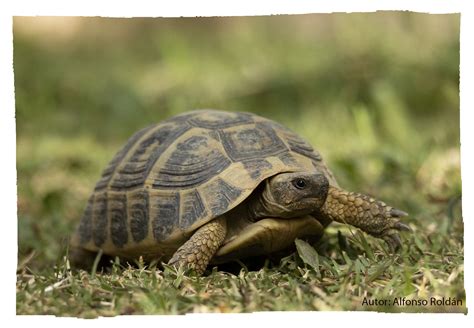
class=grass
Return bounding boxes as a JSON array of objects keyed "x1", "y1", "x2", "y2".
[
  {"x1": 14, "y1": 13, "x2": 464, "y2": 316},
  {"x1": 16, "y1": 223, "x2": 465, "y2": 316}
]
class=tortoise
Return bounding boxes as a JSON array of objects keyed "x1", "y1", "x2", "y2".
[{"x1": 70, "y1": 109, "x2": 410, "y2": 275}]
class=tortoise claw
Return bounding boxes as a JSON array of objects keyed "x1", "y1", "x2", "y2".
[
  {"x1": 379, "y1": 210, "x2": 410, "y2": 252},
  {"x1": 390, "y1": 208, "x2": 408, "y2": 218},
  {"x1": 394, "y1": 221, "x2": 411, "y2": 232},
  {"x1": 382, "y1": 232, "x2": 403, "y2": 252}
]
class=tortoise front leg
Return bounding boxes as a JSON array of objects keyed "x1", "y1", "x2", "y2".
[
  {"x1": 168, "y1": 217, "x2": 227, "y2": 275},
  {"x1": 318, "y1": 186, "x2": 411, "y2": 251}
]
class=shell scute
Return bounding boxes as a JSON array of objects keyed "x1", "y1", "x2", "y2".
[
  {"x1": 219, "y1": 122, "x2": 288, "y2": 161},
  {"x1": 128, "y1": 189, "x2": 149, "y2": 243},
  {"x1": 180, "y1": 190, "x2": 207, "y2": 230},
  {"x1": 78, "y1": 197, "x2": 93, "y2": 245},
  {"x1": 109, "y1": 121, "x2": 191, "y2": 191},
  {"x1": 152, "y1": 131, "x2": 232, "y2": 189},
  {"x1": 92, "y1": 192, "x2": 108, "y2": 247},
  {"x1": 201, "y1": 178, "x2": 242, "y2": 217},
  {"x1": 109, "y1": 193, "x2": 128, "y2": 248},
  {"x1": 242, "y1": 158, "x2": 273, "y2": 180},
  {"x1": 152, "y1": 192, "x2": 180, "y2": 241},
  {"x1": 94, "y1": 124, "x2": 156, "y2": 191},
  {"x1": 188, "y1": 110, "x2": 254, "y2": 129}
]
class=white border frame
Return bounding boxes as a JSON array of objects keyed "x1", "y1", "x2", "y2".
[{"x1": 1, "y1": 1, "x2": 471, "y2": 326}]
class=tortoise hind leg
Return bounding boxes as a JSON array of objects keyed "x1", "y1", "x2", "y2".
[
  {"x1": 69, "y1": 247, "x2": 113, "y2": 271},
  {"x1": 68, "y1": 246, "x2": 98, "y2": 270},
  {"x1": 168, "y1": 217, "x2": 227, "y2": 275}
]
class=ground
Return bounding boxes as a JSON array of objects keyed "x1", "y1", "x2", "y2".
[{"x1": 14, "y1": 13, "x2": 464, "y2": 316}]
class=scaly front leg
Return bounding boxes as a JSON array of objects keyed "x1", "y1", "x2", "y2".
[
  {"x1": 168, "y1": 217, "x2": 227, "y2": 275},
  {"x1": 318, "y1": 186, "x2": 411, "y2": 251}
]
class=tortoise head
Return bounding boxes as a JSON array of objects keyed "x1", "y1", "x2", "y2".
[{"x1": 259, "y1": 172, "x2": 329, "y2": 218}]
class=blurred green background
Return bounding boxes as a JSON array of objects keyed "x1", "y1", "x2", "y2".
[{"x1": 14, "y1": 13, "x2": 461, "y2": 269}]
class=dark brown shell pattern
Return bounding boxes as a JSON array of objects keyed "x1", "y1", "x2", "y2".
[{"x1": 75, "y1": 110, "x2": 333, "y2": 251}]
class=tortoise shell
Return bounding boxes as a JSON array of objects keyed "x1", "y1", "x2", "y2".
[{"x1": 71, "y1": 110, "x2": 337, "y2": 258}]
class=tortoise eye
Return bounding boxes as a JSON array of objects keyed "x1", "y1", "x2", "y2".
[{"x1": 293, "y1": 178, "x2": 307, "y2": 190}]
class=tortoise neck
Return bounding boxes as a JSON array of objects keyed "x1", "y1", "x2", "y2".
[
  {"x1": 246, "y1": 181, "x2": 278, "y2": 220},
  {"x1": 247, "y1": 196, "x2": 267, "y2": 221}
]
